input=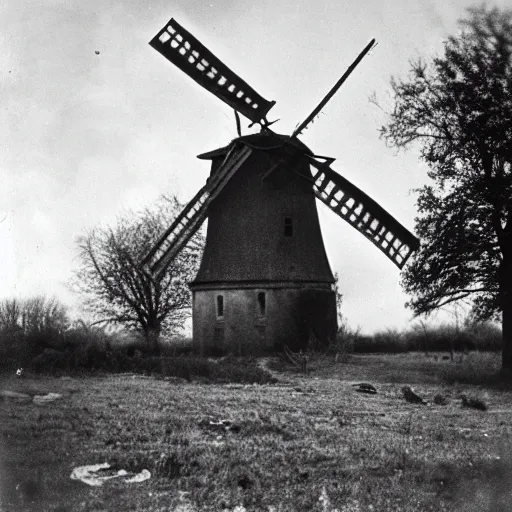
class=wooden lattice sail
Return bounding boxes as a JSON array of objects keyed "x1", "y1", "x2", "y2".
[
  {"x1": 150, "y1": 18, "x2": 275, "y2": 125},
  {"x1": 308, "y1": 157, "x2": 418, "y2": 268},
  {"x1": 141, "y1": 146, "x2": 253, "y2": 280}
]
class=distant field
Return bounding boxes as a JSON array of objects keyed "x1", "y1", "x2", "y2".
[{"x1": 1, "y1": 352, "x2": 512, "y2": 512}]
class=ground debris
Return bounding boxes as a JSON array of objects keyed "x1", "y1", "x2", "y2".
[
  {"x1": 70, "y1": 462, "x2": 150, "y2": 486},
  {"x1": 352, "y1": 382, "x2": 377, "y2": 394},
  {"x1": 461, "y1": 394, "x2": 488, "y2": 411},
  {"x1": 401, "y1": 386, "x2": 427, "y2": 405},
  {"x1": 293, "y1": 386, "x2": 316, "y2": 394},
  {"x1": 198, "y1": 418, "x2": 241, "y2": 433}
]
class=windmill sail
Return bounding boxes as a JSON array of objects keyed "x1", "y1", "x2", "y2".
[
  {"x1": 292, "y1": 38, "x2": 376, "y2": 138},
  {"x1": 141, "y1": 145, "x2": 253, "y2": 280},
  {"x1": 309, "y1": 158, "x2": 419, "y2": 269},
  {"x1": 150, "y1": 19, "x2": 276, "y2": 125}
]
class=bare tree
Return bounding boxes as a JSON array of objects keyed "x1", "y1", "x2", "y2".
[
  {"x1": 0, "y1": 298, "x2": 22, "y2": 332},
  {"x1": 22, "y1": 296, "x2": 68, "y2": 336},
  {"x1": 0, "y1": 296, "x2": 69, "y2": 336},
  {"x1": 0, "y1": 295, "x2": 70, "y2": 370},
  {"x1": 73, "y1": 195, "x2": 204, "y2": 354}
]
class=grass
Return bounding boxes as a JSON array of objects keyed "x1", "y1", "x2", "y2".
[
  {"x1": 308, "y1": 351, "x2": 506, "y2": 387},
  {"x1": 1, "y1": 352, "x2": 512, "y2": 511}
]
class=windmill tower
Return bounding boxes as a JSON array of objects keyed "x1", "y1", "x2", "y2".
[{"x1": 142, "y1": 19, "x2": 419, "y2": 356}]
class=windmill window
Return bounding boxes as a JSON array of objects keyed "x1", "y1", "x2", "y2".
[
  {"x1": 159, "y1": 32, "x2": 171, "y2": 43},
  {"x1": 284, "y1": 217, "x2": 293, "y2": 237},
  {"x1": 252, "y1": 103, "x2": 259, "y2": 109},
  {"x1": 257, "y1": 292, "x2": 266, "y2": 316},
  {"x1": 324, "y1": 182, "x2": 335, "y2": 196},
  {"x1": 216, "y1": 295, "x2": 224, "y2": 319},
  {"x1": 188, "y1": 50, "x2": 199, "y2": 63}
]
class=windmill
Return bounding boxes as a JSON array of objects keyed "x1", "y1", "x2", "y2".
[{"x1": 141, "y1": 18, "x2": 419, "y2": 355}]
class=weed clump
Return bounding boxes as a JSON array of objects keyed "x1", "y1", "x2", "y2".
[
  {"x1": 461, "y1": 394, "x2": 488, "y2": 411},
  {"x1": 433, "y1": 394, "x2": 449, "y2": 405}
]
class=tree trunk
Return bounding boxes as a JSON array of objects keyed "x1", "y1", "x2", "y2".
[
  {"x1": 500, "y1": 258, "x2": 512, "y2": 372},
  {"x1": 502, "y1": 308, "x2": 512, "y2": 372},
  {"x1": 146, "y1": 325, "x2": 161, "y2": 357}
]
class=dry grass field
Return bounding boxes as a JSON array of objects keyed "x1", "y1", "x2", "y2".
[{"x1": 1, "y1": 352, "x2": 512, "y2": 511}]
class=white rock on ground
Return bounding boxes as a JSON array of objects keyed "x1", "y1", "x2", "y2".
[
  {"x1": 70, "y1": 463, "x2": 151, "y2": 486},
  {"x1": 33, "y1": 393, "x2": 63, "y2": 405},
  {"x1": 0, "y1": 390, "x2": 32, "y2": 401}
]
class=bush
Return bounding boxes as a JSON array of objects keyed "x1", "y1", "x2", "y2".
[
  {"x1": 331, "y1": 321, "x2": 503, "y2": 355},
  {"x1": 328, "y1": 322, "x2": 363, "y2": 357},
  {"x1": 26, "y1": 338, "x2": 277, "y2": 384},
  {"x1": 31, "y1": 348, "x2": 70, "y2": 372},
  {"x1": 160, "y1": 337, "x2": 194, "y2": 357},
  {"x1": 161, "y1": 356, "x2": 277, "y2": 384},
  {"x1": 161, "y1": 356, "x2": 210, "y2": 381},
  {"x1": 466, "y1": 322, "x2": 502, "y2": 351},
  {"x1": 356, "y1": 329, "x2": 411, "y2": 353},
  {"x1": 0, "y1": 329, "x2": 31, "y2": 373}
]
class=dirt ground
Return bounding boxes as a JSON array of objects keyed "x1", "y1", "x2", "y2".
[{"x1": 1, "y1": 352, "x2": 512, "y2": 511}]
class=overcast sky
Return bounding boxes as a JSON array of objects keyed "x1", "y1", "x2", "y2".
[{"x1": 1, "y1": 0, "x2": 507, "y2": 333}]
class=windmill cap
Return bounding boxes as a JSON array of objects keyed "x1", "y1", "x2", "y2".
[{"x1": 197, "y1": 132, "x2": 314, "y2": 160}]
